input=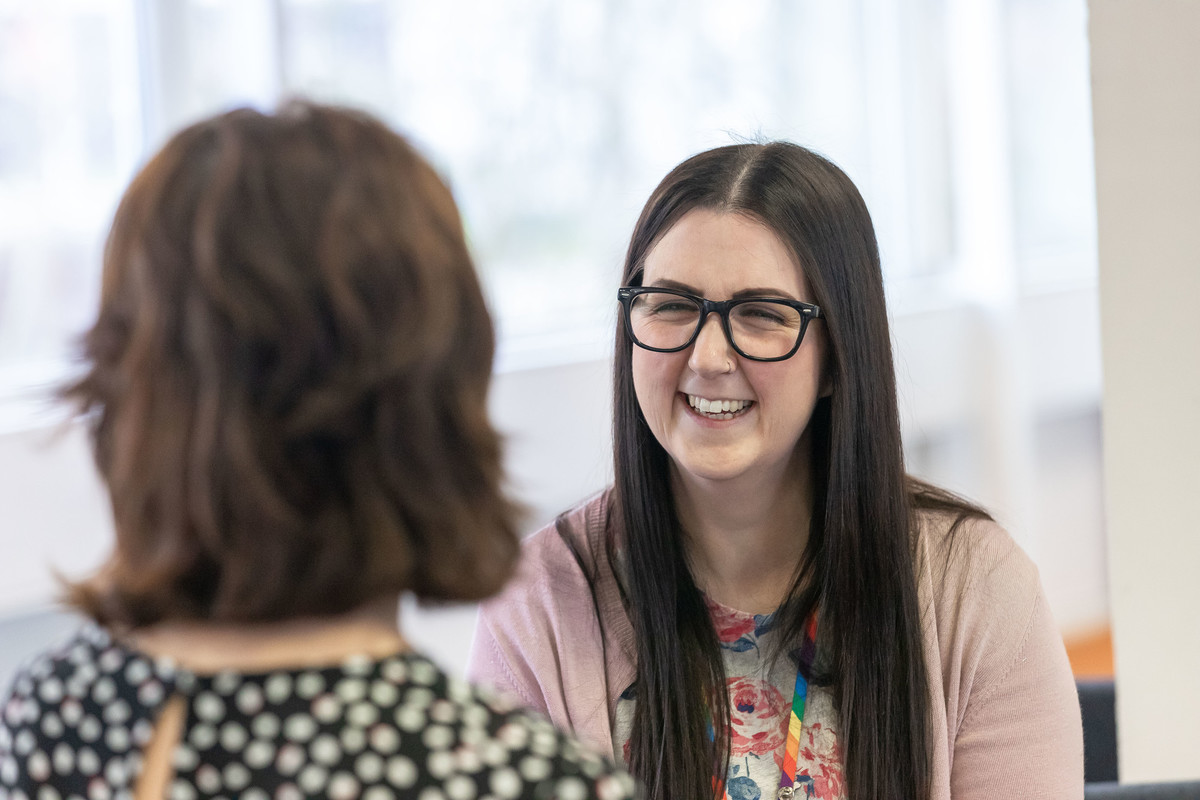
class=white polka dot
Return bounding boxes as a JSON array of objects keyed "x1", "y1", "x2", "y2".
[
  {"x1": 124, "y1": 659, "x2": 151, "y2": 685},
  {"x1": 27, "y1": 750, "x2": 50, "y2": 782},
  {"x1": 423, "y1": 724, "x2": 454, "y2": 751},
  {"x1": 430, "y1": 699, "x2": 457, "y2": 724},
  {"x1": 356, "y1": 751, "x2": 385, "y2": 782},
  {"x1": 597, "y1": 774, "x2": 629, "y2": 800},
  {"x1": 275, "y1": 784, "x2": 303, "y2": 800},
  {"x1": 445, "y1": 678, "x2": 473, "y2": 704},
  {"x1": 251, "y1": 712, "x2": 281, "y2": 740},
  {"x1": 213, "y1": 671, "x2": 241, "y2": 695},
  {"x1": 36, "y1": 785, "x2": 61, "y2": 800},
  {"x1": 381, "y1": 660, "x2": 407, "y2": 683},
  {"x1": 172, "y1": 744, "x2": 199, "y2": 771},
  {"x1": 405, "y1": 687, "x2": 435, "y2": 708},
  {"x1": 445, "y1": 775, "x2": 477, "y2": 800},
  {"x1": 555, "y1": 776, "x2": 589, "y2": 800},
  {"x1": 236, "y1": 683, "x2": 265, "y2": 715},
  {"x1": 77, "y1": 747, "x2": 101, "y2": 775},
  {"x1": 530, "y1": 729, "x2": 558, "y2": 757},
  {"x1": 188, "y1": 723, "x2": 216, "y2": 750},
  {"x1": 38, "y1": 678, "x2": 64, "y2": 704},
  {"x1": 454, "y1": 744, "x2": 483, "y2": 773},
  {"x1": 489, "y1": 767, "x2": 523, "y2": 800},
  {"x1": 14, "y1": 729, "x2": 35, "y2": 755},
  {"x1": 298, "y1": 763, "x2": 330, "y2": 793},
  {"x1": 138, "y1": 680, "x2": 165, "y2": 706},
  {"x1": 276, "y1": 743, "x2": 306, "y2": 775},
  {"x1": 98, "y1": 649, "x2": 122, "y2": 673},
  {"x1": 87, "y1": 783, "x2": 112, "y2": 800},
  {"x1": 297, "y1": 672, "x2": 326, "y2": 699},
  {"x1": 343, "y1": 655, "x2": 373, "y2": 676},
  {"x1": 102, "y1": 700, "x2": 131, "y2": 726},
  {"x1": 92, "y1": 677, "x2": 116, "y2": 704},
  {"x1": 329, "y1": 772, "x2": 361, "y2": 800},
  {"x1": 335, "y1": 677, "x2": 367, "y2": 703},
  {"x1": 427, "y1": 749, "x2": 455, "y2": 779},
  {"x1": 460, "y1": 727, "x2": 485, "y2": 747},
  {"x1": 132, "y1": 718, "x2": 154, "y2": 746},
  {"x1": 410, "y1": 660, "x2": 437, "y2": 686},
  {"x1": 224, "y1": 762, "x2": 252, "y2": 790},
  {"x1": 41, "y1": 712, "x2": 65, "y2": 738},
  {"x1": 283, "y1": 713, "x2": 317, "y2": 742},
  {"x1": 348, "y1": 701, "x2": 379, "y2": 727},
  {"x1": 364, "y1": 788, "x2": 394, "y2": 800},
  {"x1": 78, "y1": 717, "x2": 101, "y2": 743},
  {"x1": 1, "y1": 755, "x2": 18, "y2": 784},
  {"x1": 340, "y1": 726, "x2": 367, "y2": 754},
  {"x1": 519, "y1": 755, "x2": 551, "y2": 782},
  {"x1": 386, "y1": 755, "x2": 418, "y2": 788},
  {"x1": 220, "y1": 721, "x2": 248, "y2": 751},
  {"x1": 195, "y1": 764, "x2": 221, "y2": 793},
  {"x1": 370, "y1": 680, "x2": 399, "y2": 707},
  {"x1": 243, "y1": 790, "x2": 270, "y2": 800},
  {"x1": 312, "y1": 694, "x2": 342, "y2": 723},
  {"x1": 52, "y1": 742, "x2": 75, "y2": 775},
  {"x1": 369, "y1": 725, "x2": 400, "y2": 754},
  {"x1": 245, "y1": 739, "x2": 276, "y2": 769},
  {"x1": 580, "y1": 756, "x2": 604, "y2": 778},
  {"x1": 480, "y1": 740, "x2": 508, "y2": 767},
  {"x1": 169, "y1": 780, "x2": 197, "y2": 800},
  {"x1": 195, "y1": 691, "x2": 225, "y2": 722},
  {"x1": 310, "y1": 733, "x2": 342, "y2": 765},
  {"x1": 418, "y1": 787, "x2": 445, "y2": 800},
  {"x1": 396, "y1": 705, "x2": 425, "y2": 732},
  {"x1": 496, "y1": 723, "x2": 528, "y2": 750},
  {"x1": 104, "y1": 757, "x2": 129, "y2": 785},
  {"x1": 265, "y1": 673, "x2": 293, "y2": 703}
]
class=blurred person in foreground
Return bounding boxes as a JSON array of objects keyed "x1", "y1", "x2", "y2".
[{"x1": 0, "y1": 101, "x2": 638, "y2": 800}]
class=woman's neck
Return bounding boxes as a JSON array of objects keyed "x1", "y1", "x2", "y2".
[
  {"x1": 672, "y1": 451, "x2": 815, "y2": 616},
  {"x1": 126, "y1": 595, "x2": 410, "y2": 673}
]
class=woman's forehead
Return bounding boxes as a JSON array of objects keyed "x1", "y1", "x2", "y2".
[{"x1": 642, "y1": 208, "x2": 811, "y2": 300}]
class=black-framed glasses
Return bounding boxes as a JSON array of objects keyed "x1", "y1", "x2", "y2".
[{"x1": 617, "y1": 286, "x2": 822, "y2": 362}]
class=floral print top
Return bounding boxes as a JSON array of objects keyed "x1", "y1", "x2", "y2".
[{"x1": 612, "y1": 597, "x2": 845, "y2": 800}]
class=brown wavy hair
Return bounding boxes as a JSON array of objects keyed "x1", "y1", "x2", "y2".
[{"x1": 64, "y1": 101, "x2": 520, "y2": 627}]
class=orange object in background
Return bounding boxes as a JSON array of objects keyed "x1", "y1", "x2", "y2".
[{"x1": 1065, "y1": 627, "x2": 1114, "y2": 679}]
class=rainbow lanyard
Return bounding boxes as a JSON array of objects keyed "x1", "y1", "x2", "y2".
[{"x1": 775, "y1": 612, "x2": 819, "y2": 800}]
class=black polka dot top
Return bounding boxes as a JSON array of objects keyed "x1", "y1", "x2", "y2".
[{"x1": 0, "y1": 626, "x2": 639, "y2": 800}]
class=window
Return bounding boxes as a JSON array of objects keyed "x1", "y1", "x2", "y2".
[{"x1": 0, "y1": 0, "x2": 1099, "y2": 420}]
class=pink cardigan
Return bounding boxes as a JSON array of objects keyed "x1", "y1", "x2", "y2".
[{"x1": 468, "y1": 489, "x2": 1084, "y2": 799}]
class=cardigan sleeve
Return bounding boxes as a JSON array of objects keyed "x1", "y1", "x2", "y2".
[
  {"x1": 935, "y1": 519, "x2": 1085, "y2": 799},
  {"x1": 466, "y1": 520, "x2": 618, "y2": 756}
]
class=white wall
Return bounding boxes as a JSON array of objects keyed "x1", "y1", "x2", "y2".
[{"x1": 1090, "y1": 0, "x2": 1200, "y2": 781}]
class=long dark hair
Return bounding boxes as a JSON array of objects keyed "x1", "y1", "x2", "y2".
[{"x1": 613, "y1": 142, "x2": 988, "y2": 800}]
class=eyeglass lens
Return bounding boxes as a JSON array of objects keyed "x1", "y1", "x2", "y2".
[{"x1": 627, "y1": 291, "x2": 805, "y2": 359}]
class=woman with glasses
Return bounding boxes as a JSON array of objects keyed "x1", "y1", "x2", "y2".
[
  {"x1": 0, "y1": 102, "x2": 637, "y2": 800},
  {"x1": 469, "y1": 143, "x2": 1083, "y2": 800}
]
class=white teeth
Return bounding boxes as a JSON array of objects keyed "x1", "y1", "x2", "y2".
[{"x1": 686, "y1": 395, "x2": 752, "y2": 417}]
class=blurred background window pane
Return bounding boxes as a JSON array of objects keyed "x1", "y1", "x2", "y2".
[{"x1": 0, "y1": 0, "x2": 1099, "y2": 395}]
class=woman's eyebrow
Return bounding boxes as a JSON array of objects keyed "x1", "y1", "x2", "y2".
[{"x1": 643, "y1": 278, "x2": 798, "y2": 300}]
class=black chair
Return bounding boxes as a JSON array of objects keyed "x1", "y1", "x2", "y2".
[
  {"x1": 1086, "y1": 781, "x2": 1200, "y2": 800},
  {"x1": 1079, "y1": 679, "x2": 1119, "y2": 783}
]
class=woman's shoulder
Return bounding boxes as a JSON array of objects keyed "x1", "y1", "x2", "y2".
[{"x1": 915, "y1": 507, "x2": 1038, "y2": 596}]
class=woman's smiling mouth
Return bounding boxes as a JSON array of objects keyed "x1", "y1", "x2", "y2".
[{"x1": 685, "y1": 393, "x2": 755, "y2": 420}]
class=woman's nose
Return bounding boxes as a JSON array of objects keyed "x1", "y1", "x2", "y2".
[{"x1": 687, "y1": 313, "x2": 736, "y2": 375}]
